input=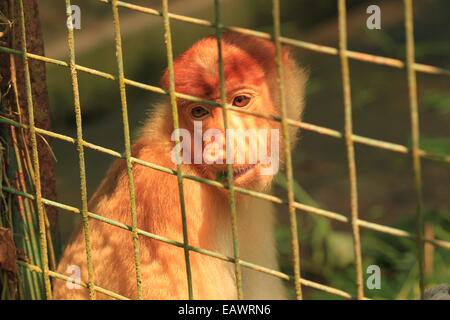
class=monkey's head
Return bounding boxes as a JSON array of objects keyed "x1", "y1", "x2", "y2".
[{"x1": 161, "y1": 32, "x2": 306, "y2": 191}]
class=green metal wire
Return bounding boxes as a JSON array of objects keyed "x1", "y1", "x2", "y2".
[
  {"x1": 338, "y1": 0, "x2": 364, "y2": 300},
  {"x1": 2, "y1": 115, "x2": 450, "y2": 253},
  {"x1": 4, "y1": 185, "x2": 354, "y2": 299},
  {"x1": 1, "y1": 44, "x2": 447, "y2": 165},
  {"x1": 9, "y1": 124, "x2": 42, "y2": 299},
  {"x1": 0, "y1": 45, "x2": 448, "y2": 164},
  {"x1": 7, "y1": 33, "x2": 44, "y2": 298},
  {"x1": 64, "y1": 0, "x2": 97, "y2": 300},
  {"x1": 99, "y1": 0, "x2": 450, "y2": 77},
  {"x1": 2, "y1": 182, "x2": 364, "y2": 299},
  {"x1": 110, "y1": 0, "x2": 143, "y2": 299},
  {"x1": 214, "y1": 0, "x2": 244, "y2": 300},
  {"x1": 272, "y1": 0, "x2": 303, "y2": 300},
  {"x1": 16, "y1": 261, "x2": 129, "y2": 300},
  {"x1": 161, "y1": 0, "x2": 194, "y2": 300},
  {"x1": 404, "y1": 0, "x2": 425, "y2": 299},
  {"x1": 16, "y1": 0, "x2": 52, "y2": 300}
]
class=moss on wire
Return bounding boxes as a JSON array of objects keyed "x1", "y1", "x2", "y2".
[
  {"x1": 272, "y1": 0, "x2": 303, "y2": 300},
  {"x1": 110, "y1": 0, "x2": 143, "y2": 299},
  {"x1": 64, "y1": 0, "x2": 97, "y2": 300}
]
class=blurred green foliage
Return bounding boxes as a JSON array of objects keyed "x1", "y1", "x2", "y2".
[{"x1": 276, "y1": 173, "x2": 450, "y2": 300}]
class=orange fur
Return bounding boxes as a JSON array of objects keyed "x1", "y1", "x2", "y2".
[{"x1": 54, "y1": 32, "x2": 306, "y2": 300}]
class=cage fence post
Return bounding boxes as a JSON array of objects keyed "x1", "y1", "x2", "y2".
[
  {"x1": 15, "y1": 0, "x2": 53, "y2": 300},
  {"x1": 272, "y1": 0, "x2": 303, "y2": 300},
  {"x1": 64, "y1": 0, "x2": 97, "y2": 300},
  {"x1": 337, "y1": 0, "x2": 364, "y2": 300},
  {"x1": 404, "y1": 0, "x2": 425, "y2": 299},
  {"x1": 110, "y1": 0, "x2": 143, "y2": 299},
  {"x1": 161, "y1": 0, "x2": 194, "y2": 300},
  {"x1": 0, "y1": 1, "x2": 24, "y2": 300},
  {"x1": 213, "y1": 0, "x2": 244, "y2": 300},
  {"x1": 8, "y1": 1, "x2": 60, "y2": 275},
  {"x1": 9, "y1": 0, "x2": 60, "y2": 250}
]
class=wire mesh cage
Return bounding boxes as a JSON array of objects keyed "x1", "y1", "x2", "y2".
[{"x1": 0, "y1": 0, "x2": 449, "y2": 300}]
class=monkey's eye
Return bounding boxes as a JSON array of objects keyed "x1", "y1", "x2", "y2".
[
  {"x1": 232, "y1": 95, "x2": 251, "y2": 107},
  {"x1": 190, "y1": 106, "x2": 210, "y2": 119}
]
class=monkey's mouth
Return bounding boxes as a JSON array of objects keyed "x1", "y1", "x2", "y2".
[{"x1": 216, "y1": 164, "x2": 257, "y2": 182}]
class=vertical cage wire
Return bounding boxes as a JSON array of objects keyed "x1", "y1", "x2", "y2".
[
  {"x1": 64, "y1": 0, "x2": 97, "y2": 300},
  {"x1": 404, "y1": 0, "x2": 425, "y2": 299},
  {"x1": 161, "y1": 0, "x2": 194, "y2": 300},
  {"x1": 110, "y1": 0, "x2": 143, "y2": 299},
  {"x1": 16, "y1": 0, "x2": 52, "y2": 300},
  {"x1": 9, "y1": 124, "x2": 41, "y2": 300},
  {"x1": 337, "y1": 0, "x2": 364, "y2": 300},
  {"x1": 214, "y1": 0, "x2": 244, "y2": 300},
  {"x1": 272, "y1": 0, "x2": 303, "y2": 300}
]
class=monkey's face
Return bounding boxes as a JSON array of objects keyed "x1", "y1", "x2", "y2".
[
  {"x1": 161, "y1": 33, "x2": 289, "y2": 191},
  {"x1": 178, "y1": 83, "x2": 281, "y2": 191}
]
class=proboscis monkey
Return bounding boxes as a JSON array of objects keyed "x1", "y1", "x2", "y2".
[{"x1": 54, "y1": 32, "x2": 306, "y2": 300}]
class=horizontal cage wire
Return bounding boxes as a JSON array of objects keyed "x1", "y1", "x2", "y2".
[{"x1": 0, "y1": 0, "x2": 448, "y2": 300}]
